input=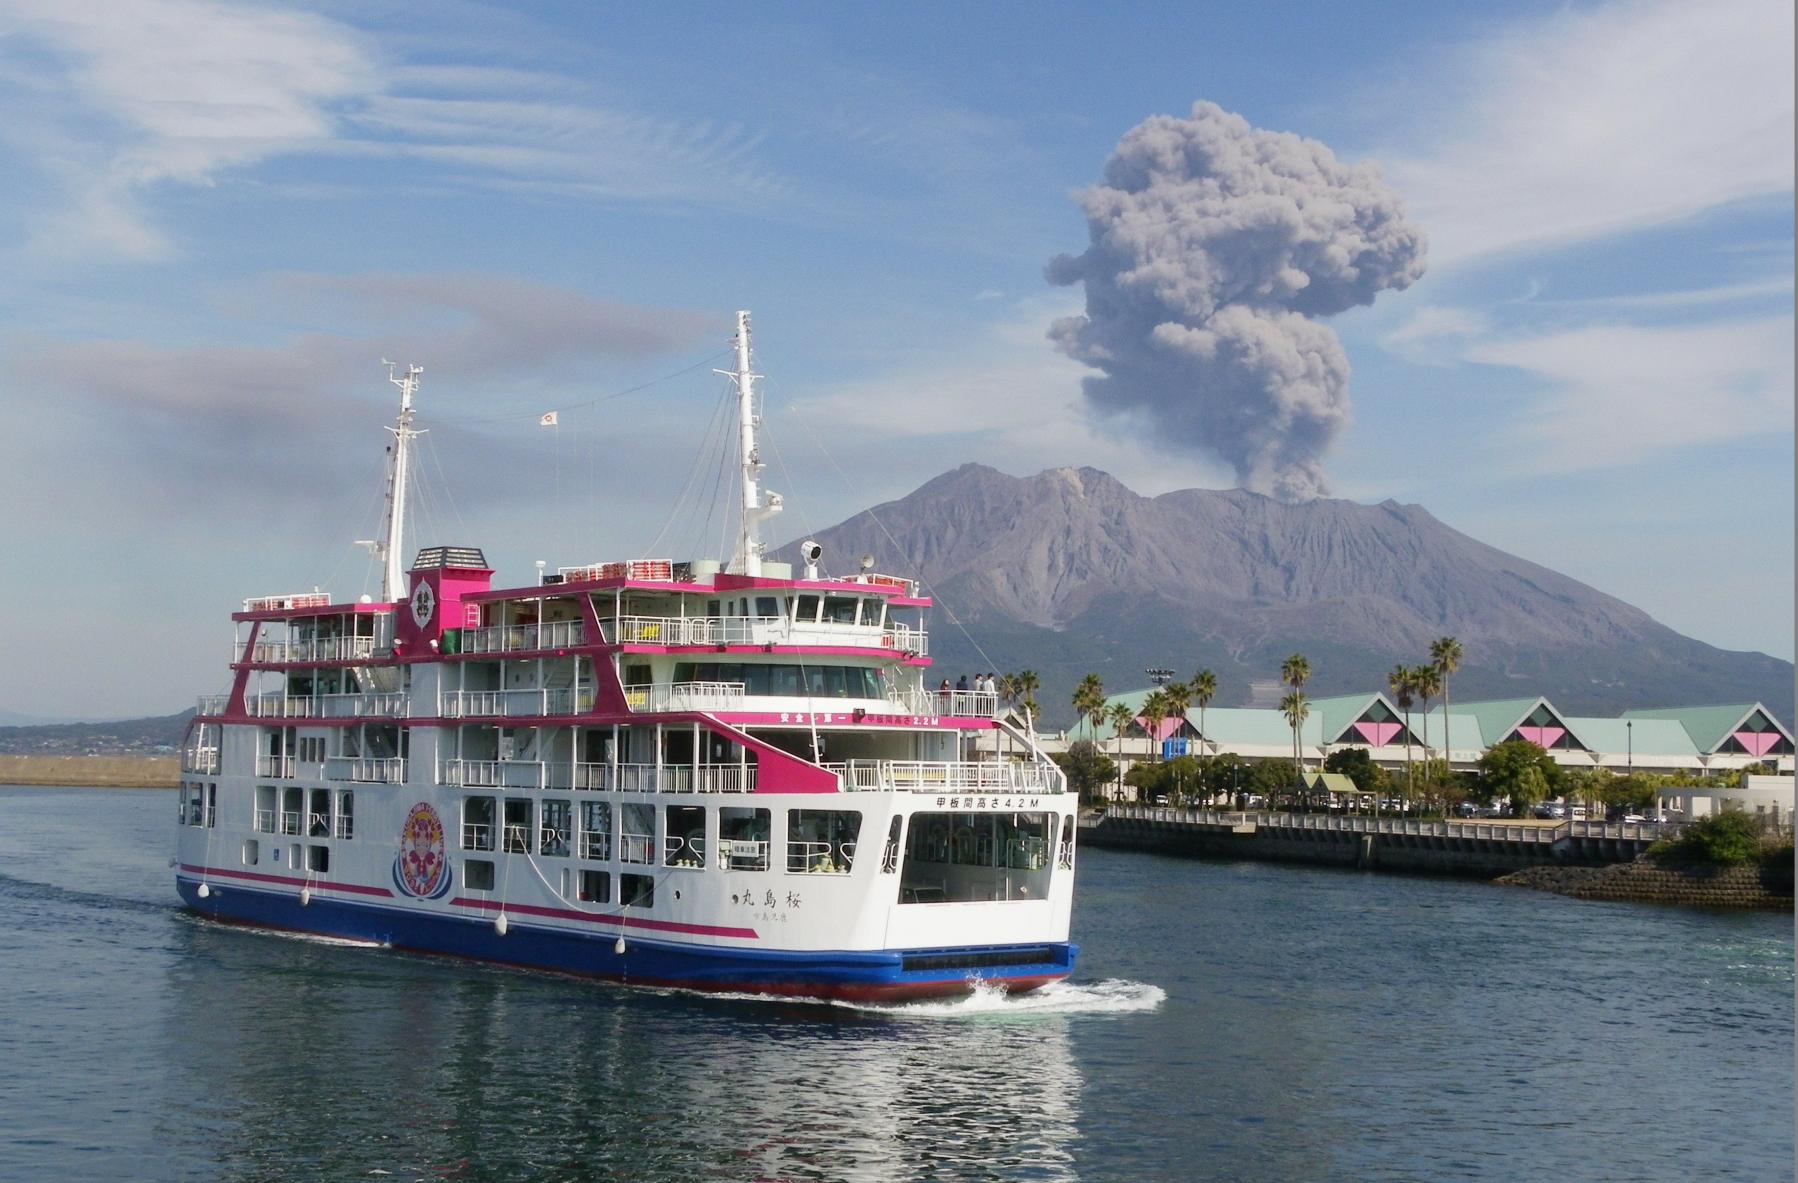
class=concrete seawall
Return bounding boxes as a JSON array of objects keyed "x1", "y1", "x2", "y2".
[{"x1": 1083, "y1": 806, "x2": 1668, "y2": 878}]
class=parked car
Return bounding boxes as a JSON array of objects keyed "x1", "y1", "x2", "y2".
[
  {"x1": 1533, "y1": 803, "x2": 1567, "y2": 819},
  {"x1": 1453, "y1": 802, "x2": 1479, "y2": 818}
]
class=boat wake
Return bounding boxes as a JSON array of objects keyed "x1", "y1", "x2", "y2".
[{"x1": 841, "y1": 977, "x2": 1165, "y2": 1018}]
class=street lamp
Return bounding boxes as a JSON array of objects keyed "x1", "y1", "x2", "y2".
[
  {"x1": 1146, "y1": 668, "x2": 1174, "y2": 687},
  {"x1": 1627, "y1": 720, "x2": 1633, "y2": 775}
]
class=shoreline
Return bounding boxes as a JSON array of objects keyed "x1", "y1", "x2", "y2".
[{"x1": 0, "y1": 755, "x2": 177, "y2": 789}]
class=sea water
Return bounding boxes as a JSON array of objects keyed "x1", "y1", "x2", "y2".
[{"x1": 0, "y1": 787, "x2": 1789, "y2": 1182}]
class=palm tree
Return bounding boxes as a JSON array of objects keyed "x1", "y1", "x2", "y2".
[
  {"x1": 1430, "y1": 635, "x2": 1463, "y2": 775},
  {"x1": 1140, "y1": 690, "x2": 1171, "y2": 764},
  {"x1": 1190, "y1": 669, "x2": 1217, "y2": 756},
  {"x1": 1411, "y1": 663, "x2": 1444, "y2": 816},
  {"x1": 1388, "y1": 664, "x2": 1417, "y2": 812},
  {"x1": 1280, "y1": 654, "x2": 1311, "y2": 771},
  {"x1": 1106, "y1": 702, "x2": 1135, "y2": 798},
  {"x1": 1073, "y1": 674, "x2": 1105, "y2": 742},
  {"x1": 1163, "y1": 681, "x2": 1191, "y2": 740},
  {"x1": 1013, "y1": 670, "x2": 1041, "y2": 733},
  {"x1": 1280, "y1": 690, "x2": 1310, "y2": 801},
  {"x1": 1280, "y1": 653, "x2": 1311, "y2": 695}
]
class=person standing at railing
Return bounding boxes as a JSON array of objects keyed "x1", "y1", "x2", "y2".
[{"x1": 956, "y1": 674, "x2": 969, "y2": 693}]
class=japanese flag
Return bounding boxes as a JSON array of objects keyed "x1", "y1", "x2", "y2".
[{"x1": 539, "y1": 411, "x2": 559, "y2": 427}]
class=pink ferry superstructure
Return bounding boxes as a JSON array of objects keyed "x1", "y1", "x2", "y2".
[{"x1": 176, "y1": 313, "x2": 1077, "y2": 1000}]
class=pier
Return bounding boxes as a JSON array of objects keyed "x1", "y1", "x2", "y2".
[{"x1": 1082, "y1": 805, "x2": 1675, "y2": 877}]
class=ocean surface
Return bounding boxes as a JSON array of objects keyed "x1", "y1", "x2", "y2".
[{"x1": 0, "y1": 786, "x2": 1790, "y2": 1183}]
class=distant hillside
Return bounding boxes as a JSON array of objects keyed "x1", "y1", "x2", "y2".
[
  {"x1": 0, "y1": 710, "x2": 193, "y2": 757},
  {"x1": 781, "y1": 464, "x2": 1794, "y2": 725}
]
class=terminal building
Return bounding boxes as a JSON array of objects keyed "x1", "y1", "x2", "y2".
[{"x1": 1064, "y1": 691, "x2": 1793, "y2": 780}]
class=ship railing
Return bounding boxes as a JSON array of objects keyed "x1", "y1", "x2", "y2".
[
  {"x1": 502, "y1": 823, "x2": 531, "y2": 854},
  {"x1": 623, "y1": 681, "x2": 746, "y2": 713},
  {"x1": 253, "y1": 808, "x2": 274, "y2": 832},
  {"x1": 324, "y1": 756, "x2": 406, "y2": 784},
  {"x1": 664, "y1": 835, "x2": 706, "y2": 867},
  {"x1": 717, "y1": 838, "x2": 770, "y2": 871},
  {"x1": 195, "y1": 695, "x2": 231, "y2": 717},
  {"x1": 280, "y1": 810, "x2": 302, "y2": 835},
  {"x1": 255, "y1": 755, "x2": 295, "y2": 778},
  {"x1": 895, "y1": 688, "x2": 1001, "y2": 718},
  {"x1": 538, "y1": 827, "x2": 571, "y2": 858},
  {"x1": 579, "y1": 832, "x2": 612, "y2": 860},
  {"x1": 441, "y1": 759, "x2": 547, "y2": 790},
  {"x1": 307, "y1": 811, "x2": 331, "y2": 837},
  {"x1": 248, "y1": 636, "x2": 380, "y2": 663},
  {"x1": 439, "y1": 688, "x2": 578, "y2": 718},
  {"x1": 787, "y1": 840, "x2": 855, "y2": 874},
  {"x1": 240, "y1": 692, "x2": 407, "y2": 719},
  {"x1": 182, "y1": 748, "x2": 221, "y2": 774},
  {"x1": 618, "y1": 832, "x2": 655, "y2": 864},
  {"x1": 333, "y1": 815, "x2": 355, "y2": 841},
  {"x1": 457, "y1": 620, "x2": 586, "y2": 654},
  {"x1": 557, "y1": 559, "x2": 675, "y2": 584},
  {"x1": 605, "y1": 614, "x2": 928, "y2": 655},
  {"x1": 243, "y1": 591, "x2": 331, "y2": 613},
  {"x1": 828, "y1": 759, "x2": 1057, "y2": 794},
  {"x1": 572, "y1": 763, "x2": 756, "y2": 793},
  {"x1": 461, "y1": 822, "x2": 494, "y2": 852}
]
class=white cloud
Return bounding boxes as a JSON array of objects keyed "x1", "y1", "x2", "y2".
[
  {"x1": 1465, "y1": 316, "x2": 1795, "y2": 469},
  {"x1": 780, "y1": 296, "x2": 1234, "y2": 499},
  {"x1": 1381, "y1": 305, "x2": 1490, "y2": 363},
  {"x1": 0, "y1": 2, "x2": 791, "y2": 259},
  {"x1": 1388, "y1": 0, "x2": 1795, "y2": 265}
]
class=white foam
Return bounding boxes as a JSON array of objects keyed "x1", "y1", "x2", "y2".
[{"x1": 840, "y1": 977, "x2": 1166, "y2": 1018}]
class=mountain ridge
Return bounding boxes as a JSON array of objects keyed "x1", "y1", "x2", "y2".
[{"x1": 780, "y1": 464, "x2": 1792, "y2": 724}]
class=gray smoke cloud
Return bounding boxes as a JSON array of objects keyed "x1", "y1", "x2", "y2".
[{"x1": 1047, "y1": 102, "x2": 1427, "y2": 501}]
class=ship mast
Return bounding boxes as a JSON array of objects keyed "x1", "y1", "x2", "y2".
[
  {"x1": 374, "y1": 361, "x2": 422, "y2": 602},
  {"x1": 722, "y1": 311, "x2": 781, "y2": 575}
]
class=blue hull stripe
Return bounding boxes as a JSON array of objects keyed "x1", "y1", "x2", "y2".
[{"x1": 175, "y1": 878, "x2": 1076, "y2": 999}]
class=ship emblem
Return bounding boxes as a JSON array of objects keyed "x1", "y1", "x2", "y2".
[{"x1": 393, "y1": 801, "x2": 452, "y2": 899}]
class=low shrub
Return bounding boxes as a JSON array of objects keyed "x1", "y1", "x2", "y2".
[{"x1": 1678, "y1": 812, "x2": 1763, "y2": 866}]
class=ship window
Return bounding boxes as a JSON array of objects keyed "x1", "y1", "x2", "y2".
[
  {"x1": 787, "y1": 809, "x2": 861, "y2": 873},
  {"x1": 579, "y1": 800, "x2": 612, "y2": 860},
  {"x1": 207, "y1": 784, "x2": 217, "y2": 829},
  {"x1": 242, "y1": 839, "x2": 259, "y2": 866},
  {"x1": 578, "y1": 869, "x2": 611, "y2": 903},
  {"x1": 755, "y1": 597, "x2": 780, "y2": 617},
  {"x1": 307, "y1": 845, "x2": 329, "y2": 873},
  {"x1": 540, "y1": 799, "x2": 571, "y2": 857},
  {"x1": 719, "y1": 807, "x2": 771, "y2": 870},
  {"x1": 795, "y1": 595, "x2": 820, "y2": 622},
  {"x1": 309, "y1": 788, "x2": 331, "y2": 837},
  {"x1": 463, "y1": 796, "x2": 496, "y2": 851},
  {"x1": 620, "y1": 802, "x2": 655, "y2": 864},
  {"x1": 880, "y1": 815, "x2": 903, "y2": 873},
  {"x1": 465, "y1": 859, "x2": 495, "y2": 891},
  {"x1": 664, "y1": 804, "x2": 705, "y2": 867},
  {"x1": 623, "y1": 665, "x2": 652, "y2": 687},
  {"x1": 503, "y1": 798, "x2": 533, "y2": 853},
  {"x1": 621, "y1": 873, "x2": 654, "y2": 908},
  {"x1": 282, "y1": 787, "x2": 304, "y2": 834},
  {"x1": 706, "y1": 599, "x2": 721, "y2": 618},
  {"x1": 823, "y1": 597, "x2": 858, "y2": 623},
  {"x1": 255, "y1": 785, "x2": 276, "y2": 833},
  {"x1": 335, "y1": 791, "x2": 354, "y2": 840}
]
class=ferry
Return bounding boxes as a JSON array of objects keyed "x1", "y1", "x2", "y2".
[{"x1": 176, "y1": 312, "x2": 1078, "y2": 1001}]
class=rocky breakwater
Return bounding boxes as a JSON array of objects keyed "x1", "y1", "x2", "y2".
[{"x1": 1499, "y1": 814, "x2": 1793, "y2": 910}]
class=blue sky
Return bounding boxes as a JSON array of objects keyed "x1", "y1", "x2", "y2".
[{"x1": 0, "y1": 0, "x2": 1791, "y2": 718}]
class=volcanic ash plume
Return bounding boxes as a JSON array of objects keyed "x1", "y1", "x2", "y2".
[{"x1": 1047, "y1": 102, "x2": 1426, "y2": 502}]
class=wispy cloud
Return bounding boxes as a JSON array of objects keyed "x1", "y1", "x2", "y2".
[
  {"x1": 1387, "y1": 0, "x2": 1794, "y2": 265},
  {"x1": 0, "y1": 1, "x2": 791, "y2": 259},
  {"x1": 780, "y1": 295, "x2": 1234, "y2": 503},
  {"x1": 5, "y1": 273, "x2": 718, "y2": 515},
  {"x1": 1465, "y1": 316, "x2": 1794, "y2": 470}
]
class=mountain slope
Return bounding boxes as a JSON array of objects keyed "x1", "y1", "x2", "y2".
[{"x1": 784, "y1": 464, "x2": 1793, "y2": 724}]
